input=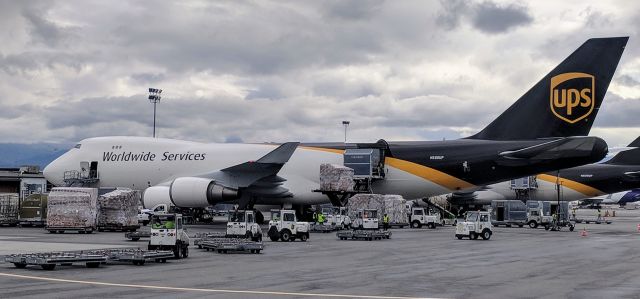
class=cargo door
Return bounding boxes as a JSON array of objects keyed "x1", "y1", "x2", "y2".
[
  {"x1": 90, "y1": 161, "x2": 98, "y2": 179},
  {"x1": 497, "y1": 206, "x2": 505, "y2": 221}
]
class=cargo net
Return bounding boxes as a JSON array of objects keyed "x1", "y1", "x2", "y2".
[
  {"x1": 97, "y1": 189, "x2": 140, "y2": 228},
  {"x1": 319, "y1": 164, "x2": 355, "y2": 192},
  {"x1": 0, "y1": 194, "x2": 19, "y2": 222},
  {"x1": 47, "y1": 188, "x2": 98, "y2": 228}
]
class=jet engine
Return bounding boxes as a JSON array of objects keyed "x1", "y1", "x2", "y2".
[
  {"x1": 169, "y1": 177, "x2": 239, "y2": 207},
  {"x1": 142, "y1": 186, "x2": 172, "y2": 209}
]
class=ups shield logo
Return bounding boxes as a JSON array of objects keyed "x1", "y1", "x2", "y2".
[{"x1": 550, "y1": 72, "x2": 595, "y2": 123}]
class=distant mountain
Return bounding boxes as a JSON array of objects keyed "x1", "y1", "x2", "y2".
[{"x1": 0, "y1": 143, "x2": 71, "y2": 169}]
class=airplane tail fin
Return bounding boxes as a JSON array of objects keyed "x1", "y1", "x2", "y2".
[
  {"x1": 605, "y1": 137, "x2": 640, "y2": 165},
  {"x1": 469, "y1": 37, "x2": 628, "y2": 140}
]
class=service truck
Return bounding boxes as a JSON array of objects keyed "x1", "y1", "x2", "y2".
[
  {"x1": 456, "y1": 211, "x2": 493, "y2": 240},
  {"x1": 409, "y1": 207, "x2": 439, "y2": 229},
  {"x1": 322, "y1": 206, "x2": 351, "y2": 229},
  {"x1": 148, "y1": 213, "x2": 190, "y2": 259},
  {"x1": 227, "y1": 210, "x2": 263, "y2": 241},
  {"x1": 268, "y1": 209, "x2": 310, "y2": 242}
]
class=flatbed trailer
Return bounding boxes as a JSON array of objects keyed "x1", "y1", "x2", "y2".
[
  {"x1": 125, "y1": 230, "x2": 151, "y2": 241},
  {"x1": 4, "y1": 248, "x2": 175, "y2": 270},
  {"x1": 199, "y1": 238, "x2": 264, "y2": 254},
  {"x1": 98, "y1": 224, "x2": 140, "y2": 232},
  {"x1": 337, "y1": 229, "x2": 392, "y2": 241},
  {"x1": 311, "y1": 223, "x2": 337, "y2": 233},
  {"x1": 46, "y1": 226, "x2": 95, "y2": 234},
  {"x1": 574, "y1": 218, "x2": 612, "y2": 224}
]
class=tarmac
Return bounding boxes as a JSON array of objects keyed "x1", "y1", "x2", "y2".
[{"x1": 1, "y1": 208, "x2": 640, "y2": 299}]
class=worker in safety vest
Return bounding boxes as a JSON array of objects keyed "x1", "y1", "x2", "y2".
[
  {"x1": 317, "y1": 213, "x2": 325, "y2": 224},
  {"x1": 597, "y1": 208, "x2": 602, "y2": 221},
  {"x1": 312, "y1": 212, "x2": 318, "y2": 224},
  {"x1": 383, "y1": 213, "x2": 390, "y2": 231}
]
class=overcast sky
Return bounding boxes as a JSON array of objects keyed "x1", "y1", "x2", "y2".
[{"x1": 1, "y1": 0, "x2": 639, "y2": 146}]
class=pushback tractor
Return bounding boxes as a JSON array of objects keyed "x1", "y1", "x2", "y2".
[{"x1": 147, "y1": 213, "x2": 190, "y2": 259}]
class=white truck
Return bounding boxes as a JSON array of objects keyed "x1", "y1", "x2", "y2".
[
  {"x1": 137, "y1": 209, "x2": 152, "y2": 226},
  {"x1": 147, "y1": 213, "x2": 190, "y2": 259},
  {"x1": 526, "y1": 207, "x2": 553, "y2": 229},
  {"x1": 455, "y1": 211, "x2": 493, "y2": 240},
  {"x1": 268, "y1": 210, "x2": 310, "y2": 242},
  {"x1": 409, "y1": 207, "x2": 439, "y2": 229},
  {"x1": 322, "y1": 207, "x2": 352, "y2": 229},
  {"x1": 226, "y1": 210, "x2": 263, "y2": 241}
]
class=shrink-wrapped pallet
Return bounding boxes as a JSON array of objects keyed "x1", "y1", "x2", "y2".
[
  {"x1": 97, "y1": 189, "x2": 140, "y2": 228},
  {"x1": 347, "y1": 194, "x2": 407, "y2": 224},
  {"x1": 47, "y1": 188, "x2": 98, "y2": 229},
  {"x1": 319, "y1": 164, "x2": 355, "y2": 191},
  {"x1": 0, "y1": 193, "x2": 19, "y2": 224}
]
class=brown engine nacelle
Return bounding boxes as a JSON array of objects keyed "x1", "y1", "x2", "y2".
[{"x1": 169, "y1": 177, "x2": 239, "y2": 207}]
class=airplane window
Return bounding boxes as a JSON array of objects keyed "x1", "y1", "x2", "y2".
[{"x1": 74, "y1": 144, "x2": 82, "y2": 149}]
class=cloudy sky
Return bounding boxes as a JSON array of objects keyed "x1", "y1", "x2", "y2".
[{"x1": 1, "y1": 0, "x2": 639, "y2": 147}]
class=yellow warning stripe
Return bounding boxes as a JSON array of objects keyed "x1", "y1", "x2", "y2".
[
  {"x1": 536, "y1": 174, "x2": 604, "y2": 197},
  {"x1": 385, "y1": 157, "x2": 475, "y2": 191},
  {"x1": 301, "y1": 146, "x2": 475, "y2": 191},
  {"x1": 299, "y1": 146, "x2": 345, "y2": 155}
]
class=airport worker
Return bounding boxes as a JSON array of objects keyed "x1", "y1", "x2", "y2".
[
  {"x1": 383, "y1": 213, "x2": 390, "y2": 231},
  {"x1": 313, "y1": 211, "x2": 318, "y2": 224},
  {"x1": 597, "y1": 208, "x2": 602, "y2": 221},
  {"x1": 319, "y1": 213, "x2": 326, "y2": 224},
  {"x1": 572, "y1": 208, "x2": 576, "y2": 220}
]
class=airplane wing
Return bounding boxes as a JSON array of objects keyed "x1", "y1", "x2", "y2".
[
  {"x1": 497, "y1": 136, "x2": 604, "y2": 166},
  {"x1": 205, "y1": 142, "x2": 299, "y2": 188}
]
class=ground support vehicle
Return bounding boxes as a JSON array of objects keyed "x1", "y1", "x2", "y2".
[
  {"x1": 125, "y1": 229, "x2": 151, "y2": 241},
  {"x1": 456, "y1": 211, "x2": 493, "y2": 240},
  {"x1": 409, "y1": 207, "x2": 438, "y2": 229},
  {"x1": 137, "y1": 209, "x2": 152, "y2": 226},
  {"x1": 336, "y1": 229, "x2": 391, "y2": 241},
  {"x1": 226, "y1": 210, "x2": 263, "y2": 241},
  {"x1": 147, "y1": 213, "x2": 190, "y2": 259},
  {"x1": 18, "y1": 193, "x2": 47, "y2": 227},
  {"x1": 268, "y1": 209, "x2": 310, "y2": 242},
  {"x1": 321, "y1": 206, "x2": 352, "y2": 229}
]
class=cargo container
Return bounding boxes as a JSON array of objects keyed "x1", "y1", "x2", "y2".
[
  {"x1": 46, "y1": 187, "x2": 98, "y2": 234},
  {"x1": 97, "y1": 189, "x2": 140, "y2": 232},
  {"x1": 347, "y1": 194, "x2": 408, "y2": 228},
  {"x1": 490, "y1": 200, "x2": 527, "y2": 227},
  {"x1": 19, "y1": 193, "x2": 48, "y2": 227},
  {"x1": 0, "y1": 193, "x2": 19, "y2": 226}
]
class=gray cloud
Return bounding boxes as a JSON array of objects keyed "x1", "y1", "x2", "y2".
[{"x1": 471, "y1": 2, "x2": 533, "y2": 34}]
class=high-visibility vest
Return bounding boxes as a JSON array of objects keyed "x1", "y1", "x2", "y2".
[{"x1": 383, "y1": 215, "x2": 390, "y2": 223}]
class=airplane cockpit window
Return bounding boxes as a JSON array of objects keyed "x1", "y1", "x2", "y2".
[{"x1": 74, "y1": 144, "x2": 82, "y2": 149}]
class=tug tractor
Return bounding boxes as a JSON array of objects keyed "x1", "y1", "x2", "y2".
[
  {"x1": 148, "y1": 213, "x2": 190, "y2": 259},
  {"x1": 455, "y1": 211, "x2": 493, "y2": 240},
  {"x1": 268, "y1": 210, "x2": 310, "y2": 242},
  {"x1": 227, "y1": 210, "x2": 263, "y2": 241}
]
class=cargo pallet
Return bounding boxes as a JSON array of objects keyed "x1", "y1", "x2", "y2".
[
  {"x1": 46, "y1": 226, "x2": 95, "y2": 234},
  {"x1": 337, "y1": 229, "x2": 392, "y2": 241},
  {"x1": 4, "y1": 248, "x2": 174, "y2": 270},
  {"x1": 98, "y1": 225, "x2": 140, "y2": 232},
  {"x1": 125, "y1": 230, "x2": 151, "y2": 241}
]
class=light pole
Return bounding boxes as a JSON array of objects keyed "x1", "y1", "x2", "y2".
[
  {"x1": 148, "y1": 88, "x2": 162, "y2": 138},
  {"x1": 342, "y1": 120, "x2": 350, "y2": 143}
]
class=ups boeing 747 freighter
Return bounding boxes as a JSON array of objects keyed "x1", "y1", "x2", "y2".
[{"x1": 43, "y1": 37, "x2": 628, "y2": 212}]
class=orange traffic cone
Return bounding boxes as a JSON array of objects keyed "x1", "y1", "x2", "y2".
[{"x1": 580, "y1": 227, "x2": 588, "y2": 237}]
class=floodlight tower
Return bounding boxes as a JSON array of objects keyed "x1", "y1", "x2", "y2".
[
  {"x1": 148, "y1": 88, "x2": 163, "y2": 138},
  {"x1": 342, "y1": 120, "x2": 350, "y2": 143}
]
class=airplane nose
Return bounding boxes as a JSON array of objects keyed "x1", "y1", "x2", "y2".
[{"x1": 43, "y1": 160, "x2": 62, "y2": 186}]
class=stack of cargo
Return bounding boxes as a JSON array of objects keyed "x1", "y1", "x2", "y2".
[
  {"x1": 19, "y1": 193, "x2": 48, "y2": 226},
  {"x1": 97, "y1": 189, "x2": 140, "y2": 231},
  {"x1": 347, "y1": 194, "x2": 408, "y2": 225},
  {"x1": 319, "y1": 164, "x2": 355, "y2": 191},
  {"x1": 47, "y1": 187, "x2": 98, "y2": 232},
  {"x1": 0, "y1": 193, "x2": 19, "y2": 226}
]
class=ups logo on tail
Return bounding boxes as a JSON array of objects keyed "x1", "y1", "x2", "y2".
[{"x1": 550, "y1": 72, "x2": 595, "y2": 123}]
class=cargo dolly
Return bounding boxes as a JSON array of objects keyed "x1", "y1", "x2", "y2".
[
  {"x1": 573, "y1": 217, "x2": 612, "y2": 224},
  {"x1": 337, "y1": 229, "x2": 391, "y2": 241},
  {"x1": 4, "y1": 248, "x2": 175, "y2": 270},
  {"x1": 5, "y1": 252, "x2": 106, "y2": 270},
  {"x1": 194, "y1": 233, "x2": 264, "y2": 254},
  {"x1": 311, "y1": 223, "x2": 337, "y2": 233},
  {"x1": 98, "y1": 224, "x2": 140, "y2": 232},
  {"x1": 46, "y1": 226, "x2": 95, "y2": 234}
]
